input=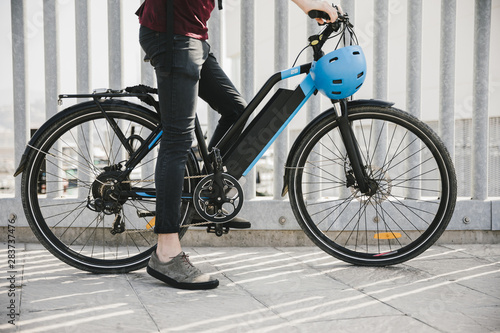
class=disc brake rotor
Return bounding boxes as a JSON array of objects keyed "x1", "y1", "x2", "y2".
[{"x1": 349, "y1": 165, "x2": 392, "y2": 204}]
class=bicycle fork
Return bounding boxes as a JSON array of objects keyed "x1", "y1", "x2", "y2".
[{"x1": 335, "y1": 99, "x2": 376, "y2": 196}]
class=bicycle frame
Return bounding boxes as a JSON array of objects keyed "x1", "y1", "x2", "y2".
[{"x1": 48, "y1": 58, "x2": 372, "y2": 202}]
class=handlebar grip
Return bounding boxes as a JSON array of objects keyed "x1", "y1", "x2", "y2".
[{"x1": 308, "y1": 10, "x2": 330, "y2": 21}]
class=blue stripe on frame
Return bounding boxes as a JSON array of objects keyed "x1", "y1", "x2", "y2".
[
  {"x1": 149, "y1": 131, "x2": 163, "y2": 149},
  {"x1": 137, "y1": 192, "x2": 156, "y2": 198}
]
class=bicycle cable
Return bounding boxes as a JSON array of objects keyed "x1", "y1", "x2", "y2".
[
  {"x1": 291, "y1": 17, "x2": 359, "y2": 68},
  {"x1": 291, "y1": 44, "x2": 310, "y2": 67}
]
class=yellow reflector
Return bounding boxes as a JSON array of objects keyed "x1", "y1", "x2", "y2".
[
  {"x1": 374, "y1": 232, "x2": 402, "y2": 240},
  {"x1": 146, "y1": 217, "x2": 155, "y2": 229}
]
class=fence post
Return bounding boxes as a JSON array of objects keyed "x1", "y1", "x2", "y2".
[
  {"x1": 373, "y1": 0, "x2": 388, "y2": 100},
  {"x1": 44, "y1": 0, "x2": 59, "y2": 119},
  {"x1": 340, "y1": 0, "x2": 354, "y2": 24},
  {"x1": 75, "y1": 0, "x2": 92, "y2": 199},
  {"x1": 139, "y1": 1, "x2": 154, "y2": 87},
  {"x1": 273, "y1": 0, "x2": 289, "y2": 200},
  {"x1": 43, "y1": 0, "x2": 61, "y2": 198},
  {"x1": 439, "y1": 0, "x2": 456, "y2": 160},
  {"x1": 75, "y1": 0, "x2": 91, "y2": 96},
  {"x1": 372, "y1": 0, "x2": 388, "y2": 170},
  {"x1": 241, "y1": 0, "x2": 256, "y2": 199},
  {"x1": 207, "y1": 7, "x2": 222, "y2": 143},
  {"x1": 304, "y1": 18, "x2": 323, "y2": 201},
  {"x1": 406, "y1": 0, "x2": 422, "y2": 199},
  {"x1": 11, "y1": 0, "x2": 29, "y2": 198},
  {"x1": 406, "y1": 0, "x2": 422, "y2": 118},
  {"x1": 472, "y1": 0, "x2": 491, "y2": 200},
  {"x1": 108, "y1": 0, "x2": 123, "y2": 90}
]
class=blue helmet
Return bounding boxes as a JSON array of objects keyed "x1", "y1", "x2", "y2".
[{"x1": 310, "y1": 45, "x2": 367, "y2": 100}]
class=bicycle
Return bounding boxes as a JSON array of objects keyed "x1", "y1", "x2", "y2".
[{"x1": 13, "y1": 11, "x2": 457, "y2": 273}]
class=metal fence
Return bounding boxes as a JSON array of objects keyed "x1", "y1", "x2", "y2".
[{"x1": 2, "y1": 0, "x2": 498, "y2": 234}]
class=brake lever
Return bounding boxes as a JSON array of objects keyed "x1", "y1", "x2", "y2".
[{"x1": 339, "y1": 14, "x2": 354, "y2": 29}]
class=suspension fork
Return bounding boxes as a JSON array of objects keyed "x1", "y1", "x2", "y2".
[{"x1": 335, "y1": 99, "x2": 372, "y2": 195}]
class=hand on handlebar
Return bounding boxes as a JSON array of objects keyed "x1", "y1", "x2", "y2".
[{"x1": 292, "y1": 0, "x2": 342, "y2": 24}]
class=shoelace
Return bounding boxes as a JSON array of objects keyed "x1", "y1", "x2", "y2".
[{"x1": 179, "y1": 252, "x2": 195, "y2": 268}]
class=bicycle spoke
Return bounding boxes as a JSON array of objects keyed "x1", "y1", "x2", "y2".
[
  {"x1": 291, "y1": 107, "x2": 456, "y2": 265},
  {"x1": 92, "y1": 119, "x2": 112, "y2": 164},
  {"x1": 22, "y1": 105, "x2": 184, "y2": 272}
]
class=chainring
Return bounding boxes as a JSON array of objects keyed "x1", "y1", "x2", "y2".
[{"x1": 192, "y1": 173, "x2": 244, "y2": 223}]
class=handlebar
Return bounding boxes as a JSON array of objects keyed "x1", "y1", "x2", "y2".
[
  {"x1": 307, "y1": 10, "x2": 332, "y2": 21},
  {"x1": 306, "y1": 9, "x2": 354, "y2": 61},
  {"x1": 308, "y1": 9, "x2": 353, "y2": 28}
]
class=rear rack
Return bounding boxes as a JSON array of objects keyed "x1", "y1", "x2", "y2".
[{"x1": 58, "y1": 84, "x2": 159, "y2": 110}]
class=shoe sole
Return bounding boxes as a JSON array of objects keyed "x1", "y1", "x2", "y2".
[{"x1": 147, "y1": 266, "x2": 219, "y2": 290}]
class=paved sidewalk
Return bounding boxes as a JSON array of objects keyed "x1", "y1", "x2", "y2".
[{"x1": 1, "y1": 244, "x2": 499, "y2": 333}]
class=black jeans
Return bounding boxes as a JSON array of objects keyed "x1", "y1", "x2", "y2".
[{"x1": 139, "y1": 26, "x2": 246, "y2": 233}]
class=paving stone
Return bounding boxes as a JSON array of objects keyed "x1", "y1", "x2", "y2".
[{"x1": 1, "y1": 244, "x2": 499, "y2": 332}]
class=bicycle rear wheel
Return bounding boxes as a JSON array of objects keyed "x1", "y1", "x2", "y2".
[
  {"x1": 21, "y1": 100, "x2": 197, "y2": 273},
  {"x1": 288, "y1": 105, "x2": 457, "y2": 266}
]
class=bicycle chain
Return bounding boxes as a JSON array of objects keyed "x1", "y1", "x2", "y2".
[
  {"x1": 117, "y1": 219, "x2": 213, "y2": 232},
  {"x1": 180, "y1": 220, "x2": 213, "y2": 228},
  {"x1": 121, "y1": 174, "x2": 213, "y2": 228},
  {"x1": 122, "y1": 174, "x2": 208, "y2": 183}
]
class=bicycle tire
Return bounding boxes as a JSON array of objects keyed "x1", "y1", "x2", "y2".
[
  {"x1": 21, "y1": 100, "x2": 197, "y2": 273},
  {"x1": 288, "y1": 105, "x2": 457, "y2": 266}
]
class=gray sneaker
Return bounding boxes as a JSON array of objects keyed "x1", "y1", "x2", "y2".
[{"x1": 147, "y1": 251, "x2": 219, "y2": 290}]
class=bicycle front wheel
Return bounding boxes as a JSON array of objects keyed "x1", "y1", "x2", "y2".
[
  {"x1": 21, "y1": 100, "x2": 197, "y2": 273},
  {"x1": 288, "y1": 105, "x2": 457, "y2": 266}
]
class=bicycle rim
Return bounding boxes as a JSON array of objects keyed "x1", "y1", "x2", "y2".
[
  {"x1": 22, "y1": 104, "x2": 194, "y2": 273},
  {"x1": 290, "y1": 106, "x2": 456, "y2": 265}
]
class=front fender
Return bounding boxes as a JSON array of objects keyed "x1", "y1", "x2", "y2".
[{"x1": 281, "y1": 99, "x2": 394, "y2": 196}]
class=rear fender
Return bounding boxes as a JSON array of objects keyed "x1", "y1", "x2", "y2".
[{"x1": 13, "y1": 100, "x2": 158, "y2": 177}]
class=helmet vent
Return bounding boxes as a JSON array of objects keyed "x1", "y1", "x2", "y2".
[
  {"x1": 332, "y1": 79, "x2": 343, "y2": 84},
  {"x1": 331, "y1": 91, "x2": 341, "y2": 95},
  {"x1": 329, "y1": 57, "x2": 339, "y2": 63},
  {"x1": 355, "y1": 83, "x2": 363, "y2": 90},
  {"x1": 357, "y1": 71, "x2": 364, "y2": 78},
  {"x1": 353, "y1": 51, "x2": 360, "y2": 55}
]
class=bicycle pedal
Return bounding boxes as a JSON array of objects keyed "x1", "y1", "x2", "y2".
[
  {"x1": 137, "y1": 209, "x2": 155, "y2": 218},
  {"x1": 191, "y1": 219, "x2": 251, "y2": 229},
  {"x1": 207, "y1": 224, "x2": 229, "y2": 237}
]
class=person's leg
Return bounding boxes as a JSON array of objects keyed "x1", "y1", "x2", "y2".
[
  {"x1": 198, "y1": 53, "x2": 247, "y2": 153},
  {"x1": 154, "y1": 59, "x2": 197, "y2": 261},
  {"x1": 154, "y1": 35, "x2": 209, "y2": 248},
  {"x1": 140, "y1": 27, "x2": 218, "y2": 289}
]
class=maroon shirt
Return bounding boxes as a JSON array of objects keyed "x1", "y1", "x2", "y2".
[{"x1": 136, "y1": 0, "x2": 215, "y2": 40}]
